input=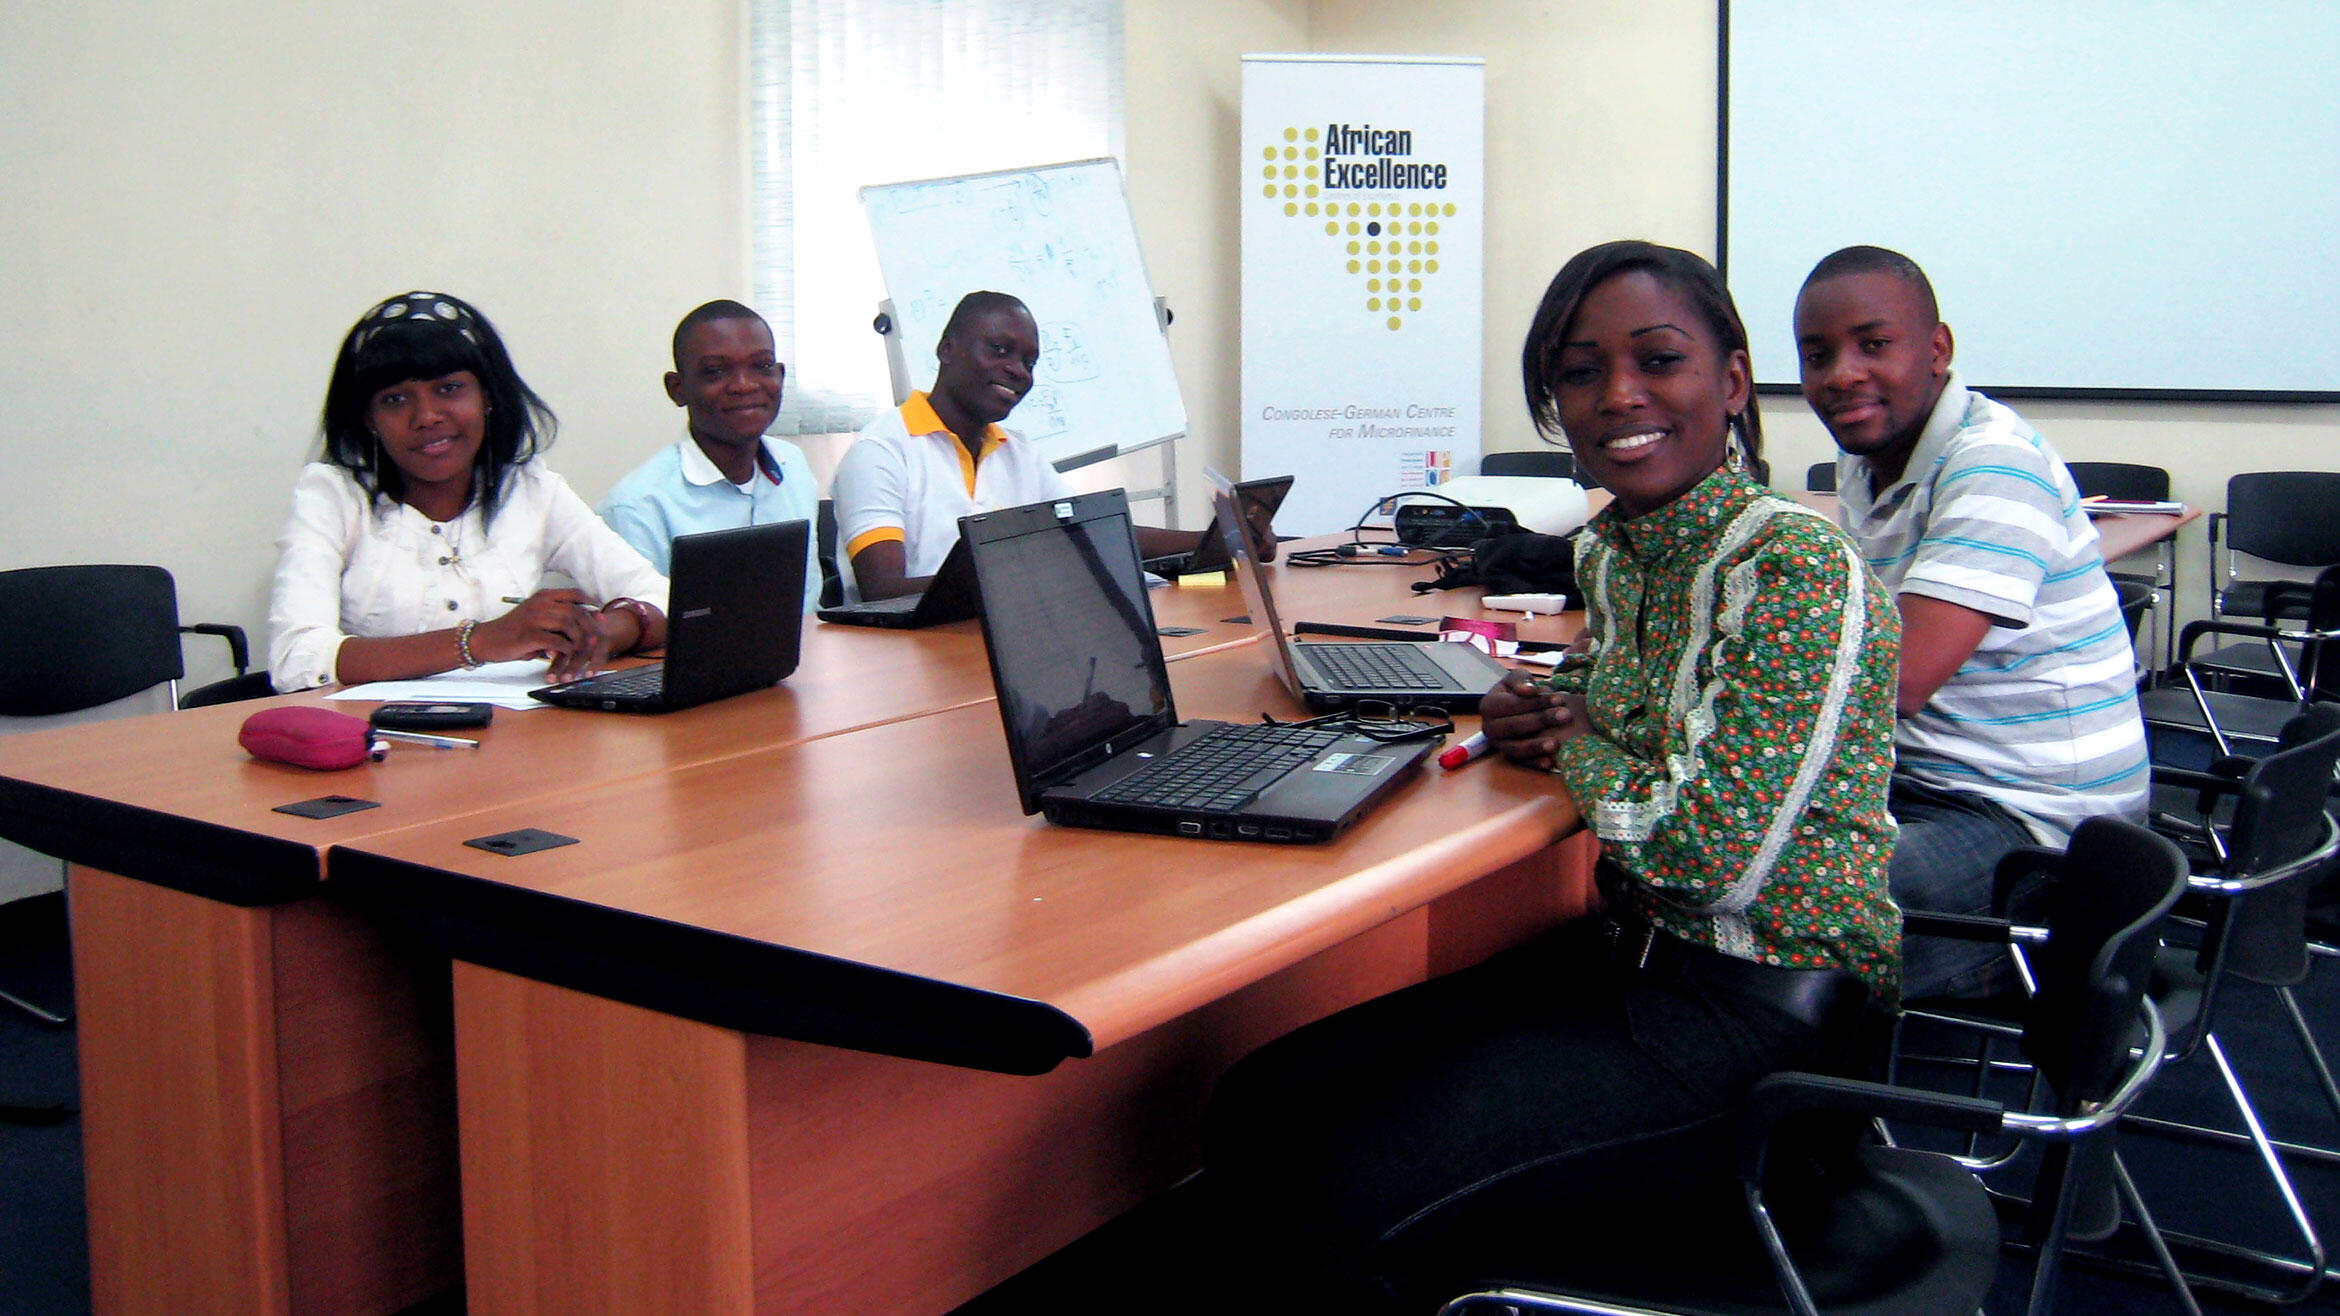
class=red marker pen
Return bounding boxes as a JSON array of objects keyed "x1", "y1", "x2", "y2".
[{"x1": 1439, "y1": 731, "x2": 1491, "y2": 770}]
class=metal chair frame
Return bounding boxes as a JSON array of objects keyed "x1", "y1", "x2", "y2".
[
  {"x1": 2142, "y1": 599, "x2": 2340, "y2": 762},
  {"x1": 2108, "y1": 709, "x2": 2340, "y2": 1303}
]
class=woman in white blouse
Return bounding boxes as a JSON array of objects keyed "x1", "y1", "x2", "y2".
[{"x1": 268, "y1": 292, "x2": 669, "y2": 691}]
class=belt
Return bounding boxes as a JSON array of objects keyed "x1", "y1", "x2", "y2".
[{"x1": 1599, "y1": 914, "x2": 1865, "y2": 1035}]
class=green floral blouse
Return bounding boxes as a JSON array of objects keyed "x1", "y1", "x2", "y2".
[{"x1": 1549, "y1": 467, "x2": 1902, "y2": 999}]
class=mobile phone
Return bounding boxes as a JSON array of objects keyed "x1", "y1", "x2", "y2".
[{"x1": 370, "y1": 702, "x2": 494, "y2": 731}]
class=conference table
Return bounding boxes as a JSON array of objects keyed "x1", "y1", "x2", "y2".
[{"x1": 0, "y1": 543, "x2": 1591, "y2": 1316}]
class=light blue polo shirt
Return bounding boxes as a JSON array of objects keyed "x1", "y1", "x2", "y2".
[{"x1": 598, "y1": 434, "x2": 821, "y2": 611}]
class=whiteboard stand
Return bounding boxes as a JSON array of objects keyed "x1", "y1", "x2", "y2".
[{"x1": 872, "y1": 295, "x2": 1180, "y2": 529}]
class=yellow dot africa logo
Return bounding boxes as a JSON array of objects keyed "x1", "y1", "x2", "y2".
[{"x1": 1265, "y1": 124, "x2": 1454, "y2": 331}]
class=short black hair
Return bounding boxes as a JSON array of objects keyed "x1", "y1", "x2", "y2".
[
  {"x1": 1800, "y1": 245, "x2": 1940, "y2": 325},
  {"x1": 319, "y1": 292, "x2": 555, "y2": 520},
  {"x1": 1520, "y1": 241, "x2": 1763, "y2": 466},
  {"x1": 938, "y1": 291, "x2": 1031, "y2": 351},
  {"x1": 671, "y1": 299, "x2": 768, "y2": 371}
]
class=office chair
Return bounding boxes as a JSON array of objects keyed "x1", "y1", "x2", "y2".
[
  {"x1": 1480, "y1": 450, "x2": 1576, "y2": 480},
  {"x1": 2190, "y1": 560, "x2": 2340, "y2": 705},
  {"x1": 2208, "y1": 472, "x2": 2340, "y2": 626},
  {"x1": 2111, "y1": 705, "x2": 2340, "y2": 1304},
  {"x1": 1440, "y1": 818, "x2": 2187, "y2": 1316},
  {"x1": 0, "y1": 563, "x2": 262, "y2": 1028},
  {"x1": 2071, "y1": 461, "x2": 2177, "y2": 672},
  {"x1": 2140, "y1": 565, "x2": 2340, "y2": 764},
  {"x1": 1803, "y1": 462, "x2": 1836, "y2": 494}
]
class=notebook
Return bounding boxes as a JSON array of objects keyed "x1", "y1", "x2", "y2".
[
  {"x1": 1142, "y1": 473, "x2": 1294, "y2": 577},
  {"x1": 1209, "y1": 475, "x2": 1509, "y2": 712},
  {"x1": 530, "y1": 519, "x2": 808, "y2": 713},
  {"x1": 815, "y1": 536, "x2": 981, "y2": 629},
  {"x1": 962, "y1": 489, "x2": 1434, "y2": 843}
]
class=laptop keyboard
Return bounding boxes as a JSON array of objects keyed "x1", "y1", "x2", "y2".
[
  {"x1": 559, "y1": 665, "x2": 666, "y2": 699},
  {"x1": 1304, "y1": 642, "x2": 1447, "y2": 690},
  {"x1": 1092, "y1": 723, "x2": 1346, "y2": 813}
]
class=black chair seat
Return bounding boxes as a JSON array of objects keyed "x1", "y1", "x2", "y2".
[
  {"x1": 2218, "y1": 579, "x2": 2290, "y2": 625},
  {"x1": 2142, "y1": 685, "x2": 2297, "y2": 753},
  {"x1": 1461, "y1": 1145, "x2": 1996, "y2": 1316}
]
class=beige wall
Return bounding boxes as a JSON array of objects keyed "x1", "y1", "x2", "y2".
[
  {"x1": 0, "y1": 2, "x2": 752, "y2": 683},
  {"x1": 2, "y1": 0, "x2": 2331, "y2": 686}
]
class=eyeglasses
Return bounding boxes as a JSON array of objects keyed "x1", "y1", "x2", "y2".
[{"x1": 1261, "y1": 700, "x2": 1456, "y2": 744}]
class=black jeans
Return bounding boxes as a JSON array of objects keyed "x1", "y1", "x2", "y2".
[{"x1": 1201, "y1": 920, "x2": 1830, "y2": 1312}]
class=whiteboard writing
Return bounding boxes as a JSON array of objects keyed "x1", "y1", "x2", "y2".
[{"x1": 863, "y1": 159, "x2": 1186, "y2": 468}]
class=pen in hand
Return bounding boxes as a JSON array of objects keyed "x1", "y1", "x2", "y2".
[{"x1": 503, "y1": 595, "x2": 602, "y2": 613}]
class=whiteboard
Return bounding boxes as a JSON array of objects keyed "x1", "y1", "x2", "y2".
[
  {"x1": 862, "y1": 159, "x2": 1186, "y2": 469},
  {"x1": 1724, "y1": 0, "x2": 2340, "y2": 399}
]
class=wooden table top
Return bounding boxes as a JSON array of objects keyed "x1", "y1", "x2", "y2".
[
  {"x1": 0, "y1": 621, "x2": 1015, "y2": 901},
  {"x1": 0, "y1": 540, "x2": 1577, "y2": 904},
  {"x1": 329, "y1": 645, "x2": 1581, "y2": 1074}
]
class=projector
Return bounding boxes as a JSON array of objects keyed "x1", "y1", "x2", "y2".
[{"x1": 1386, "y1": 475, "x2": 1592, "y2": 547}]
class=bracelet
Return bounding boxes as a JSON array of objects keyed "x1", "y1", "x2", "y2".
[
  {"x1": 455, "y1": 618, "x2": 483, "y2": 669},
  {"x1": 603, "y1": 597, "x2": 654, "y2": 649}
]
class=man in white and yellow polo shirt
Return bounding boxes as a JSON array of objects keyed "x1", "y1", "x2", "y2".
[{"x1": 831, "y1": 290, "x2": 1197, "y2": 602}]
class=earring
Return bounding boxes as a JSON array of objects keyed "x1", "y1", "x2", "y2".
[{"x1": 1725, "y1": 433, "x2": 1748, "y2": 473}]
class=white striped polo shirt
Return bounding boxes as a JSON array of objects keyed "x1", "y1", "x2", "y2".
[{"x1": 1835, "y1": 373, "x2": 2149, "y2": 844}]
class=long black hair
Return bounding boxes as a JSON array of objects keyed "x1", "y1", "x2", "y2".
[
  {"x1": 319, "y1": 291, "x2": 555, "y2": 518},
  {"x1": 1520, "y1": 241, "x2": 1762, "y2": 467}
]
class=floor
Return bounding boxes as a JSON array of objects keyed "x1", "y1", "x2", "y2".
[{"x1": 11, "y1": 887, "x2": 2340, "y2": 1315}]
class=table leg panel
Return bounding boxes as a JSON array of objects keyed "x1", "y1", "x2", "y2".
[
  {"x1": 452, "y1": 960, "x2": 758, "y2": 1316},
  {"x1": 741, "y1": 911, "x2": 1431, "y2": 1315},
  {"x1": 272, "y1": 899, "x2": 461, "y2": 1316},
  {"x1": 71, "y1": 865, "x2": 292, "y2": 1316}
]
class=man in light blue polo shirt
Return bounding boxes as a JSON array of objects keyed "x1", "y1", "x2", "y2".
[
  {"x1": 1796, "y1": 247, "x2": 2148, "y2": 997},
  {"x1": 599, "y1": 300, "x2": 820, "y2": 610}
]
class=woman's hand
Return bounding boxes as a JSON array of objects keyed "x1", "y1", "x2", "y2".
[
  {"x1": 1480, "y1": 670, "x2": 1583, "y2": 772},
  {"x1": 473, "y1": 589, "x2": 608, "y2": 678}
]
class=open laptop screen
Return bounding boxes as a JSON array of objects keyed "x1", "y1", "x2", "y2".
[{"x1": 964, "y1": 491, "x2": 1173, "y2": 812}]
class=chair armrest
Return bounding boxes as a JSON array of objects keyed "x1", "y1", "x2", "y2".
[
  {"x1": 1901, "y1": 910, "x2": 2015, "y2": 944},
  {"x1": 2151, "y1": 764, "x2": 2242, "y2": 794},
  {"x1": 2192, "y1": 814, "x2": 2340, "y2": 896},
  {"x1": 1735, "y1": 1072, "x2": 2001, "y2": 1185},
  {"x1": 2176, "y1": 617, "x2": 2285, "y2": 664},
  {"x1": 182, "y1": 622, "x2": 250, "y2": 675}
]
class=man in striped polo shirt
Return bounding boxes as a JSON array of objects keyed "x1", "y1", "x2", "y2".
[{"x1": 1795, "y1": 246, "x2": 2148, "y2": 997}]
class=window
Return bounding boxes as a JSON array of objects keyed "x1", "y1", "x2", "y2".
[{"x1": 750, "y1": 0, "x2": 1125, "y2": 435}]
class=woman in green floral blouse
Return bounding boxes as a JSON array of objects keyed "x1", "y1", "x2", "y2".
[{"x1": 1203, "y1": 242, "x2": 1901, "y2": 1311}]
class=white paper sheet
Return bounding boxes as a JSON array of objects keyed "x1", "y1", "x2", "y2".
[{"x1": 326, "y1": 660, "x2": 555, "y2": 710}]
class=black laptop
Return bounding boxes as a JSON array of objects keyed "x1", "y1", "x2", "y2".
[
  {"x1": 531, "y1": 519, "x2": 807, "y2": 713},
  {"x1": 1209, "y1": 476, "x2": 1509, "y2": 712},
  {"x1": 962, "y1": 489, "x2": 1434, "y2": 844},
  {"x1": 815, "y1": 536, "x2": 981, "y2": 629},
  {"x1": 1142, "y1": 473, "x2": 1294, "y2": 577}
]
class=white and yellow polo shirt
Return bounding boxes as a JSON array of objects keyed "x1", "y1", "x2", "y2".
[{"x1": 829, "y1": 391, "x2": 1075, "y2": 603}]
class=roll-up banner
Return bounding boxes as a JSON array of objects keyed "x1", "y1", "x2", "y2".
[{"x1": 1241, "y1": 54, "x2": 1485, "y2": 537}]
